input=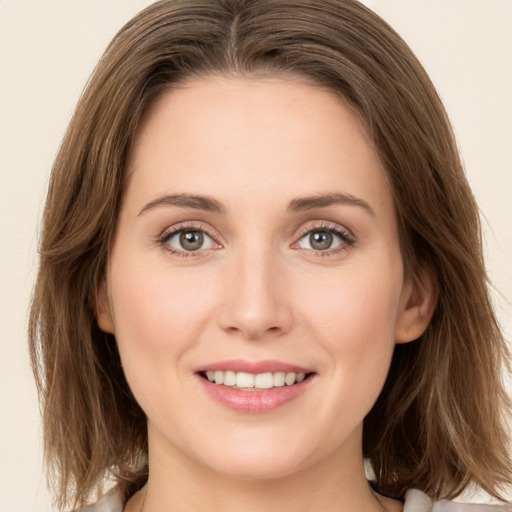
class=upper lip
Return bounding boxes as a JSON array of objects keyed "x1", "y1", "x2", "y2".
[{"x1": 196, "y1": 359, "x2": 313, "y2": 374}]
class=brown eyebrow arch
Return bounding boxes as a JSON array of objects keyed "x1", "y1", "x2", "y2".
[
  {"x1": 286, "y1": 193, "x2": 376, "y2": 217},
  {"x1": 138, "y1": 193, "x2": 225, "y2": 216}
]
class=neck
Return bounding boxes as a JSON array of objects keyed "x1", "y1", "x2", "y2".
[{"x1": 125, "y1": 426, "x2": 401, "y2": 512}]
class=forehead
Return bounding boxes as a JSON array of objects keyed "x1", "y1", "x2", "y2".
[{"x1": 125, "y1": 75, "x2": 392, "y2": 222}]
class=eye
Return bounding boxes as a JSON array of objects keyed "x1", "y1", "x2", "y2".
[
  {"x1": 163, "y1": 228, "x2": 218, "y2": 253},
  {"x1": 299, "y1": 230, "x2": 341, "y2": 251},
  {"x1": 296, "y1": 226, "x2": 355, "y2": 253}
]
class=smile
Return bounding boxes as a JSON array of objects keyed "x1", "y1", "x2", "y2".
[
  {"x1": 202, "y1": 370, "x2": 307, "y2": 390},
  {"x1": 196, "y1": 361, "x2": 316, "y2": 413}
]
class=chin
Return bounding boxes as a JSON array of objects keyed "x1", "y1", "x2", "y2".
[{"x1": 184, "y1": 426, "x2": 335, "y2": 482}]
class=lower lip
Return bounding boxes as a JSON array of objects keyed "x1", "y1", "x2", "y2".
[{"x1": 198, "y1": 375, "x2": 314, "y2": 413}]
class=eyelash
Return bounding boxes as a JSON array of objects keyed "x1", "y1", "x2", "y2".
[
  {"x1": 158, "y1": 222, "x2": 218, "y2": 258},
  {"x1": 295, "y1": 222, "x2": 356, "y2": 257},
  {"x1": 157, "y1": 221, "x2": 356, "y2": 258}
]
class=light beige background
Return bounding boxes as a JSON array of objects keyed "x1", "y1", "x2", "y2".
[{"x1": 1, "y1": 1, "x2": 511, "y2": 510}]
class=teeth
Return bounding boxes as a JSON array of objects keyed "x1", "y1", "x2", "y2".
[
  {"x1": 224, "y1": 370, "x2": 236, "y2": 386},
  {"x1": 273, "y1": 371, "x2": 286, "y2": 387},
  {"x1": 254, "y1": 372, "x2": 273, "y2": 389},
  {"x1": 236, "y1": 372, "x2": 254, "y2": 388},
  {"x1": 285, "y1": 372, "x2": 296, "y2": 386},
  {"x1": 204, "y1": 370, "x2": 308, "y2": 389}
]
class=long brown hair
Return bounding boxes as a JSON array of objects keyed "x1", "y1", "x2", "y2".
[{"x1": 29, "y1": 0, "x2": 511, "y2": 508}]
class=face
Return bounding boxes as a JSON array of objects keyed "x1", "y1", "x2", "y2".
[{"x1": 99, "y1": 76, "x2": 433, "y2": 481}]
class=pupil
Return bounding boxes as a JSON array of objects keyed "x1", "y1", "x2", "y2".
[
  {"x1": 180, "y1": 231, "x2": 203, "y2": 251},
  {"x1": 310, "y1": 231, "x2": 332, "y2": 250}
]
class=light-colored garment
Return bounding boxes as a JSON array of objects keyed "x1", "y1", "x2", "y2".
[
  {"x1": 77, "y1": 487, "x2": 512, "y2": 511},
  {"x1": 403, "y1": 490, "x2": 512, "y2": 511},
  {"x1": 75, "y1": 488, "x2": 123, "y2": 512}
]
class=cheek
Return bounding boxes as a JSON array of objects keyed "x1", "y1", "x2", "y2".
[
  {"x1": 111, "y1": 254, "x2": 213, "y2": 339},
  {"x1": 305, "y1": 265, "x2": 402, "y2": 344},
  {"x1": 107, "y1": 256, "x2": 218, "y2": 398},
  {"x1": 300, "y1": 260, "x2": 402, "y2": 403}
]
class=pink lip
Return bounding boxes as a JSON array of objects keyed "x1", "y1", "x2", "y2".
[
  {"x1": 195, "y1": 359, "x2": 315, "y2": 414},
  {"x1": 196, "y1": 359, "x2": 311, "y2": 374}
]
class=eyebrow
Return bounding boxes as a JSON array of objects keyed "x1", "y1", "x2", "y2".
[
  {"x1": 138, "y1": 192, "x2": 375, "y2": 217},
  {"x1": 286, "y1": 193, "x2": 376, "y2": 217},
  {"x1": 138, "y1": 194, "x2": 225, "y2": 216}
]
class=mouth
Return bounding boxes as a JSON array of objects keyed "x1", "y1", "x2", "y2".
[
  {"x1": 198, "y1": 370, "x2": 314, "y2": 391},
  {"x1": 195, "y1": 361, "x2": 316, "y2": 413}
]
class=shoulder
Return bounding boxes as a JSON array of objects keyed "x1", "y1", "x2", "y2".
[
  {"x1": 404, "y1": 490, "x2": 512, "y2": 512},
  {"x1": 74, "y1": 487, "x2": 124, "y2": 512}
]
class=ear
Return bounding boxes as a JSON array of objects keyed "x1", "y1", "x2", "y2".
[
  {"x1": 96, "y1": 276, "x2": 115, "y2": 334},
  {"x1": 395, "y1": 267, "x2": 438, "y2": 344}
]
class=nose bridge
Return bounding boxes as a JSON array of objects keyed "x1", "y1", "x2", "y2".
[{"x1": 218, "y1": 237, "x2": 292, "y2": 339}]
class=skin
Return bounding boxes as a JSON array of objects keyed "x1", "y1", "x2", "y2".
[{"x1": 98, "y1": 75, "x2": 436, "y2": 512}]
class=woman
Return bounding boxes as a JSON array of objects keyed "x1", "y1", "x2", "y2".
[{"x1": 29, "y1": 1, "x2": 512, "y2": 511}]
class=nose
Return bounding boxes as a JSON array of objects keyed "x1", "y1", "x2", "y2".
[{"x1": 217, "y1": 246, "x2": 293, "y2": 340}]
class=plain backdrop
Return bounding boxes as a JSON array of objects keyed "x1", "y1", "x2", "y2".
[{"x1": 1, "y1": 1, "x2": 511, "y2": 510}]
